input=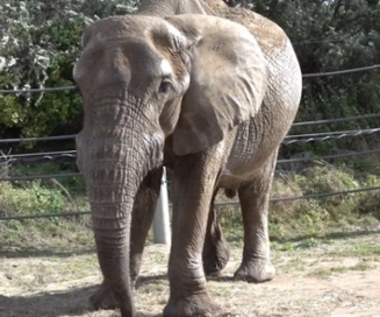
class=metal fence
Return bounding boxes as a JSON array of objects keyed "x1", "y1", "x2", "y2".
[{"x1": 1, "y1": 63, "x2": 380, "y2": 222}]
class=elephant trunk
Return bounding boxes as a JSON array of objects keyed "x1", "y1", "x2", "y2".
[
  {"x1": 77, "y1": 96, "x2": 164, "y2": 317},
  {"x1": 89, "y1": 143, "x2": 142, "y2": 317}
]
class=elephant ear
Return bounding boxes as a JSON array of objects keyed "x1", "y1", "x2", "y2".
[{"x1": 166, "y1": 14, "x2": 268, "y2": 156}]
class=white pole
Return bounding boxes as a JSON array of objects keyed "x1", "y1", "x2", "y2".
[{"x1": 153, "y1": 167, "x2": 171, "y2": 245}]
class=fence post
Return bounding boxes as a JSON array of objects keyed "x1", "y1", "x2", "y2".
[{"x1": 153, "y1": 167, "x2": 171, "y2": 245}]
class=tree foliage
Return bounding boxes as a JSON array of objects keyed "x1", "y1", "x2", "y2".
[
  {"x1": 0, "y1": 0, "x2": 379, "y2": 152},
  {"x1": 0, "y1": 0, "x2": 137, "y2": 139},
  {"x1": 229, "y1": 0, "x2": 380, "y2": 153},
  {"x1": 241, "y1": 0, "x2": 380, "y2": 123}
]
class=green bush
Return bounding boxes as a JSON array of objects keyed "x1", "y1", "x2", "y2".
[
  {"x1": 241, "y1": 0, "x2": 380, "y2": 155},
  {"x1": 217, "y1": 161, "x2": 380, "y2": 242},
  {"x1": 0, "y1": 0, "x2": 137, "y2": 140},
  {"x1": 1, "y1": 0, "x2": 379, "y2": 155},
  {"x1": 0, "y1": 181, "x2": 65, "y2": 215}
]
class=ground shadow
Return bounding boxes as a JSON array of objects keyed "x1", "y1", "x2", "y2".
[
  {"x1": 0, "y1": 286, "x2": 96, "y2": 317},
  {"x1": 0, "y1": 285, "x2": 162, "y2": 317}
]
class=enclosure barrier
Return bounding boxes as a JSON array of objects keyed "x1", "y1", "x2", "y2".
[
  {"x1": 1, "y1": 62, "x2": 380, "y2": 243},
  {"x1": 0, "y1": 64, "x2": 379, "y2": 95},
  {"x1": 1, "y1": 119, "x2": 380, "y2": 223}
]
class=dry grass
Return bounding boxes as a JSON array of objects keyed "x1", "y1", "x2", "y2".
[{"x1": 1, "y1": 229, "x2": 380, "y2": 317}]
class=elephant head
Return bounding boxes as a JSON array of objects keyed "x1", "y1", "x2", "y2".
[{"x1": 74, "y1": 14, "x2": 267, "y2": 316}]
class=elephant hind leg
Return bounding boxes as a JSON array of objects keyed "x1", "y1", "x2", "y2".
[
  {"x1": 130, "y1": 167, "x2": 163, "y2": 284},
  {"x1": 234, "y1": 151, "x2": 278, "y2": 283},
  {"x1": 202, "y1": 189, "x2": 230, "y2": 277}
]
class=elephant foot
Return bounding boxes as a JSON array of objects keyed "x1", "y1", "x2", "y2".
[
  {"x1": 163, "y1": 292, "x2": 219, "y2": 317},
  {"x1": 89, "y1": 283, "x2": 118, "y2": 310},
  {"x1": 203, "y1": 239, "x2": 230, "y2": 277},
  {"x1": 89, "y1": 277, "x2": 139, "y2": 311},
  {"x1": 234, "y1": 259, "x2": 275, "y2": 283}
]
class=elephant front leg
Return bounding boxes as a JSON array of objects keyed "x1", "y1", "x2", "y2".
[
  {"x1": 164, "y1": 153, "x2": 223, "y2": 317},
  {"x1": 90, "y1": 168, "x2": 163, "y2": 311},
  {"x1": 234, "y1": 154, "x2": 277, "y2": 283}
]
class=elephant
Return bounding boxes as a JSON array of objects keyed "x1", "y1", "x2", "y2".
[{"x1": 73, "y1": 1, "x2": 302, "y2": 316}]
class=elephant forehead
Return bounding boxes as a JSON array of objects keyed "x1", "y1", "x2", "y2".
[
  {"x1": 89, "y1": 15, "x2": 159, "y2": 37},
  {"x1": 120, "y1": 40, "x2": 173, "y2": 79},
  {"x1": 76, "y1": 16, "x2": 184, "y2": 93},
  {"x1": 88, "y1": 15, "x2": 181, "y2": 43},
  {"x1": 85, "y1": 39, "x2": 169, "y2": 75}
]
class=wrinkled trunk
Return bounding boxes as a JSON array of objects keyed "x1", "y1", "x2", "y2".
[
  {"x1": 77, "y1": 95, "x2": 164, "y2": 317},
  {"x1": 88, "y1": 141, "x2": 143, "y2": 317}
]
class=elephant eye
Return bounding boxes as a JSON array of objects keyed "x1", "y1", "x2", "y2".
[{"x1": 159, "y1": 78, "x2": 174, "y2": 94}]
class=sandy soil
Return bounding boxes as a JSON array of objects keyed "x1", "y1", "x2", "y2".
[{"x1": 1, "y1": 230, "x2": 380, "y2": 317}]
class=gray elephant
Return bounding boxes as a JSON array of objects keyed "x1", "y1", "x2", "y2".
[{"x1": 73, "y1": 0, "x2": 302, "y2": 316}]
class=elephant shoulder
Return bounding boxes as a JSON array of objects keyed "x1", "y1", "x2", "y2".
[
  {"x1": 199, "y1": 1, "x2": 289, "y2": 53},
  {"x1": 200, "y1": 0, "x2": 230, "y2": 14},
  {"x1": 222, "y1": 7, "x2": 289, "y2": 54}
]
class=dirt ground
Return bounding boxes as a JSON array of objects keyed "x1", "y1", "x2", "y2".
[{"x1": 1, "y1": 229, "x2": 380, "y2": 317}]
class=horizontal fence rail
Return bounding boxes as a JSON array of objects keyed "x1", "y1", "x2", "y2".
[
  {"x1": 2, "y1": 185, "x2": 380, "y2": 221},
  {"x1": 5, "y1": 150, "x2": 76, "y2": 159},
  {"x1": 292, "y1": 35, "x2": 380, "y2": 46},
  {"x1": 286, "y1": 127, "x2": 380, "y2": 139},
  {"x1": 283, "y1": 127, "x2": 380, "y2": 145},
  {"x1": 301, "y1": 64, "x2": 380, "y2": 78},
  {"x1": 1, "y1": 123, "x2": 380, "y2": 180},
  {"x1": 1, "y1": 150, "x2": 77, "y2": 164},
  {"x1": 277, "y1": 148, "x2": 380, "y2": 165},
  {"x1": 0, "y1": 211, "x2": 90, "y2": 221},
  {"x1": 0, "y1": 134, "x2": 77, "y2": 143},
  {"x1": 291, "y1": 113, "x2": 380, "y2": 127},
  {"x1": 1, "y1": 148, "x2": 380, "y2": 180},
  {"x1": 0, "y1": 86, "x2": 76, "y2": 94},
  {"x1": 1, "y1": 64, "x2": 380, "y2": 95},
  {"x1": 0, "y1": 173, "x2": 81, "y2": 182},
  {"x1": 1, "y1": 112, "x2": 379, "y2": 145}
]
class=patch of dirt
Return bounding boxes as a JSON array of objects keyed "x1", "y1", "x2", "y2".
[{"x1": 1, "y1": 232, "x2": 380, "y2": 317}]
